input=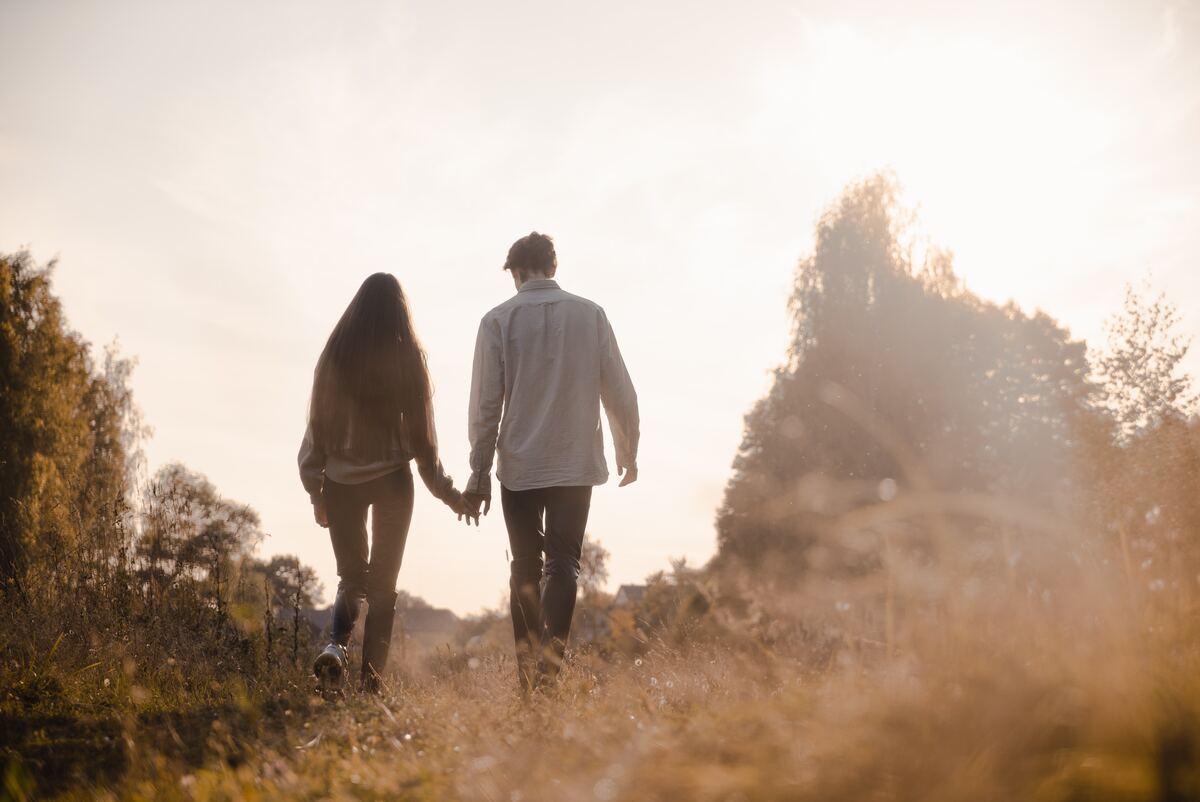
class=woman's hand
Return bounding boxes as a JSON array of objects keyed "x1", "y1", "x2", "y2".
[{"x1": 313, "y1": 497, "x2": 329, "y2": 528}]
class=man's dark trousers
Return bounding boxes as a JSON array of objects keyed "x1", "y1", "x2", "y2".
[{"x1": 501, "y1": 484, "x2": 593, "y2": 689}]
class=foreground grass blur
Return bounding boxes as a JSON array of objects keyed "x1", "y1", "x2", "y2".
[
  {"x1": 27, "y1": 589, "x2": 1197, "y2": 802},
  {"x1": 14, "y1": 502, "x2": 1200, "y2": 802}
]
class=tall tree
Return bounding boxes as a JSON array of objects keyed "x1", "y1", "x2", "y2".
[
  {"x1": 716, "y1": 175, "x2": 1095, "y2": 572},
  {"x1": 264, "y1": 554, "x2": 323, "y2": 663},
  {"x1": 0, "y1": 251, "x2": 134, "y2": 591},
  {"x1": 138, "y1": 464, "x2": 263, "y2": 609},
  {"x1": 1090, "y1": 286, "x2": 1200, "y2": 612},
  {"x1": 1098, "y1": 283, "x2": 1196, "y2": 441},
  {"x1": 579, "y1": 538, "x2": 611, "y2": 598}
]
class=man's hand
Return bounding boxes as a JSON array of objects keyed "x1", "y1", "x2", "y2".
[
  {"x1": 451, "y1": 494, "x2": 480, "y2": 526},
  {"x1": 618, "y1": 464, "x2": 638, "y2": 487},
  {"x1": 313, "y1": 497, "x2": 329, "y2": 528},
  {"x1": 463, "y1": 491, "x2": 492, "y2": 517}
]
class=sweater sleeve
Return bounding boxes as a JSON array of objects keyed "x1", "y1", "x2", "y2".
[
  {"x1": 406, "y1": 403, "x2": 463, "y2": 508},
  {"x1": 297, "y1": 422, "x2": 326, "y2": 503}
]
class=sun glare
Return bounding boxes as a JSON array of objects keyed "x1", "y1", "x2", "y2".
[{"x1": 759, "y1": 20, "x2": 1120, "y2": 297}]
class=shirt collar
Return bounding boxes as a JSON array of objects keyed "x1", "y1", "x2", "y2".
[{"x1": 518, "y1": 278, "x2": 560, "y2": 293}]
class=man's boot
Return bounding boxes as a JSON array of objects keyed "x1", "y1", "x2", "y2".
[
  {"x1": 514, "y1": 637, "x2": 540, "y2": 695},
  {"x1": 509, "y1": 556, "x2": 544, "y2": 695},
  {"x1": 537, "y1": 559, "x2": 578, "y2": 686}
]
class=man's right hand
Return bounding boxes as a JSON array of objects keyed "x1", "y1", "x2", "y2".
[
  {"x1": 451, "y1": 494, "x2": 481, "y2": 526},
  {"x1": 464, "y1": 491, "x2": 492, "y2": 517},
  {"x1": 618, "y1": 464, "x2": 638, "y2": 487}
]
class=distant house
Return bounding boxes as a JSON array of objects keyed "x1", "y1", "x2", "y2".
[
  {"x1": 572, "y1": 605, "x2": 611, "y2": 643},
  {"x1": 399, "y1": 606, "x2": 458, "y2": 635},
  {"x1": 301, "y1": 605, "x2": 332, "y2": 636},
  {"x1": 614, "y1": 584, "x2": 647, "y2": 607},
  {"x1": 300, "y1": 604, "x2": 459, "y2": 640}
]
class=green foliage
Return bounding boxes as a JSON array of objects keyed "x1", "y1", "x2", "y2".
[
  {"x1": 262, "y1": 554, "x2": 323, "y2": 663},
  {"x1": 0, "y1": 250, "x2": 327, "y2": 798},
  {"x1": 263, "y1": 554, "x2": 322, "y2": 613},
  {"x1": 138, "y1": 463, "x2": 264, "y2": 612},
  {"x1": 0, "y1": 251, "x2": 138, "y2": 590}
]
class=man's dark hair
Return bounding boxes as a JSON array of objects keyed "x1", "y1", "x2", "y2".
[{"x1": 503, "y1": 232, "x2": 557, "y2": 275}]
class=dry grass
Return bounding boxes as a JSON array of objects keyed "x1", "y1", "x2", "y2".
[
  {"x1": 7, "y1": 482, "x2": 1199, "y2": 801},
  {"x1": 27, "y1": 591, "x2": 1195, "y2": 802}
]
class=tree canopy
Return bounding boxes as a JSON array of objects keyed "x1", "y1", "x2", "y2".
[
  {"x1": 717, "y1": 176, "x2": 1097, "y2": 569},
  {"x1": 0, "y1": 251, "x2": 140, "y2": 590}
]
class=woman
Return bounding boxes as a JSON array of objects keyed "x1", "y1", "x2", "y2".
[{"x1": 298, "y1": 273, "x2": 473, "y2": 694}]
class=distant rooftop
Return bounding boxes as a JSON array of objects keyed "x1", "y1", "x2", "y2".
[
  {"x1": 302, "y1": 604, "x2": 459, "y2": 636},
  {"x1": 401, "y1": 606, "x2": 459, "y2": 634},
  {"x1": 614, "y1": 584, "x2": 647, "y2": 606}
]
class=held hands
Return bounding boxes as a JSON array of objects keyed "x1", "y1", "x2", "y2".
[
  {"x1": 618, "y1": 463, "x2": 639, "y2": 487},
  {"x1": 464, "y1": 491, "x2": 491, "y2": 516},
  {"x1": 457, "y1": 491, "x2": 491, "y2": 527},
  {"x1": 453, "y1": 492, "x2": 489, "y2": 526}
]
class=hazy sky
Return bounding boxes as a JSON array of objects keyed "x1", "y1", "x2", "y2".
[{"x1": 2, "y1": 0, "x2": 1197, "y2": 614}]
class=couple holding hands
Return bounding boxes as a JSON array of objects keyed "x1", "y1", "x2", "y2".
[{"x1": 298, "y1": 232, "x2": 639, "y2": 695}]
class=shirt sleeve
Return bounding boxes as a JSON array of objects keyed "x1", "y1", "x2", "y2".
[
  {"x1": 297, "y1": 422, "x2": 326, "y2": 503},
  {"x1": 599, "y1": 310, "x2": 640, "y2": 471},
  {"x1": 466, "y1": 314, "x2": 505, "y2": 497},
  {"x1": 406, "y1": 403, "x2": 462, "y2": 508}
]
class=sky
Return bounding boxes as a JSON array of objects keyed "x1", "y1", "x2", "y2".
[{"x1": 1, "y1": 0, "x2": 1197, "y2": 614}]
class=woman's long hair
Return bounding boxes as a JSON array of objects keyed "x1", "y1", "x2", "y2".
[{"x1": 307, "y1": 273, "x2": 436, "y2": 460}]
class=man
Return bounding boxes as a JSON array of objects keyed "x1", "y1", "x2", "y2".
[{"x1": 464, "y1": 231, "x2": 639, "y2": 692}]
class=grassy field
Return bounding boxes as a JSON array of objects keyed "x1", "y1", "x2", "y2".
[{"x1": 9, "y1": 580, "x2": 1199, "y2": 802}]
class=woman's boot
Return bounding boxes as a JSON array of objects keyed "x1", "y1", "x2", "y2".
[{"x1": 361, "y1": 590, "x2": 398, "y2": 694}]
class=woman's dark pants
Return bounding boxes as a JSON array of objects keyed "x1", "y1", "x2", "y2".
[
  {"x1": 500, "y1": 484, "x2": 593, "y2": 690},
  {"x1": 324, "y1": 467, "x2": 414, "y2": 682}
]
